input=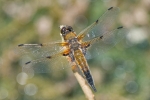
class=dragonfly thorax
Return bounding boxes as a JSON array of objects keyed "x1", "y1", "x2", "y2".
[{"x1": 68, "y1": 38, "x2": 81, "y2": 50}]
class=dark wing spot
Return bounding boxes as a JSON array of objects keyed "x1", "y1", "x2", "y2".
[
  {"x1": 108, "y1": 7, "x2": 113, "y2": 10},
  {"x1": 18, "y1": 44, "x2": 24, "y2": 47},
  {"x1": 40, "y1": 44, "x2": 43, "y2": 46},
  {"x1": 96, "y1": 19, "x2": 99, "y2": 24},
  {"x1": 100, "y1": 36, "x2": 103, "y2": 39},
  {"x1": 86, "y1": 44, "x2": 90, "y2": 48},
  {"x1": 63, "y1": 53, "x2": 69, "y2": 56},
  {"x1": 117, "y1": 26, "x2": 123, "y2": 29},
  {"x1": 25, "y1": 61, "x2": 31, "y2": 65},
  {"x1": 46, "y1": 56, "x2": 51, "y2": 59}
]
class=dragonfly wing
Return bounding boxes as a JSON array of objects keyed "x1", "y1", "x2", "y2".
[
  {"x1": 21, "y1": 51, "x2": 71, "y2": 74},
  {"x1": 83, "y1": 27, "x2": 129, "y2": 58},
  {"x1": 18, "y1": 41, "x2": 68, "y2": 58},
  {"x1": 77, "y1": 7, "x2": 119, "y2": 41},
  {"x1": 18, "y1": 41, "x2": 70, "y2": 73}
]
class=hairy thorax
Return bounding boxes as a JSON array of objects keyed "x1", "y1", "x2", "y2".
[{"x1": 68, "y1": 38, "x2": 81, "y2": 50}]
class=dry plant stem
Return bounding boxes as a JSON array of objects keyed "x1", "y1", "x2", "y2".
[{"x1": 71, "y1": 62, "x2": 96, "y2": 100}]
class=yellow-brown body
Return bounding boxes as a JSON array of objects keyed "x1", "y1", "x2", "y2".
[
  {"x1": 74, "y1": 49, "x2": 89, "y2": 72},
  {"x1": 60, "y1": 25, "x2": 96, "y2": 91}
]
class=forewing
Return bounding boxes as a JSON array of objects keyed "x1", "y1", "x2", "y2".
[
  {"x1": 18, "y1": 41, "x2": 66, "y2": 58},
  {"x1": 77, "y1": 7, "x2": 119, "y2": 41}
]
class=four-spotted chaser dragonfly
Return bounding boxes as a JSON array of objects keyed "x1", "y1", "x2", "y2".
[{"x1": 18, "y1": 7, "x2": 128, "y2": 92}]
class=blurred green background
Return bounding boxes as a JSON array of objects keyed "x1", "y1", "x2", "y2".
[{"x1": 0, "y1": 0, "x2": 150, "y2": 100}]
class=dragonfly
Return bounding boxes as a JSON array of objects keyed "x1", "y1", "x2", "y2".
[{"x1": 18, "y1": 7, "x2": 128, "y2": 92}]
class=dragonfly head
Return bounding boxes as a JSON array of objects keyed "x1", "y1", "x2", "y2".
[
  {"x1": 60, "y1": 25, "x2": 74, "y2": 36},
  {"x1": 60, "y1": 25, "x2": 76, "y2": 41}
]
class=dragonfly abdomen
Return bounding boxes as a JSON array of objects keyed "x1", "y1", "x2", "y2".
[
  {"x1": 74, "y1": 49, "x2": 97, "y2": 92},
  {"x1": 83, "y1": 70, "x2": 97, "y2": 92}
]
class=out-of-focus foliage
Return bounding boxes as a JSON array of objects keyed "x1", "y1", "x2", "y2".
[{"x1": 0, "y1": 0, "x2": 150, "y2": 100}]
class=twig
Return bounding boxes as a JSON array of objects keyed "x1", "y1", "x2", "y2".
[{"x1": 71, "y1": 62, "x2": 96, "y2": 100}]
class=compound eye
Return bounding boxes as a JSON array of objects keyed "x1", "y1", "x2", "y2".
[
  {"x1": 67, "y1": 26, "x2": 73, "y2": 32},
  {"x1": 61, "y1": 27, "x2": 66, "y2": 35}
]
